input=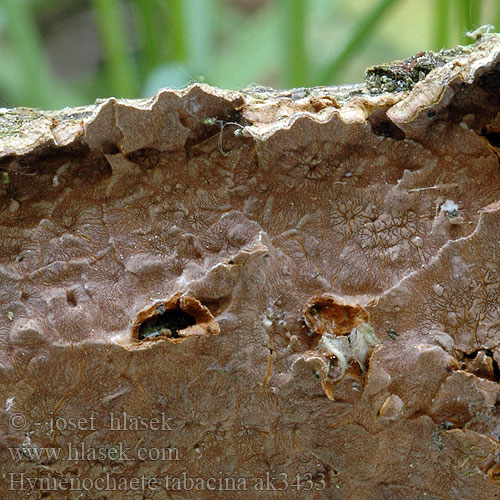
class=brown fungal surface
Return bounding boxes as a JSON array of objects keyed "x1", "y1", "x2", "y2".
[{"x1": 2, "y1": 37, "x2": 500, "y2": 499}]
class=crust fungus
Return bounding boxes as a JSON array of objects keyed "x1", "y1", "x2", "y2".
[{"x1": 3, "y1": 37, "x2": 500, "y2": 499}]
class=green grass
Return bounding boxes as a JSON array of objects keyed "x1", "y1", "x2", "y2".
[
  {"x1": 90, "y1": 0, "x2": 139, "y2": 98},
  {"x1": 435, "y1": 0, "x2": 451, "y2": 49},
  {"x1": 168, "y1": 0, "x2": 188, "y2": 62},
  {"x1": 282, "y1": 0, "x2": 308, "y2": 88},
  {"x1": 2, "y1": 0, "x2": 75, "y2": 108},
  {"x1": 0, "y1": 0, "x2": 496, "y2": 108},
  {"x1": 133, "y1": 0, "x2": 167, "y2": 74},
  {"x1": 316, "y1": 0, "x2": 399, "y2": 85}
]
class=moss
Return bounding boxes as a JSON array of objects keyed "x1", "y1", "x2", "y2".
[{"x1": 365, "y1": 46, "x2": 472, "y2": 95}]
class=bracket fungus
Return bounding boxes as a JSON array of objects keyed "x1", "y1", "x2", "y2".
[{"x1": 2, "y1": 37, "x2": 500, "y2": 499}]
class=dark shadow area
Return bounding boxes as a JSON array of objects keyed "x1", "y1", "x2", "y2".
[{"x1": 138, "y1": 307, "x2": 196, "y2": 341}]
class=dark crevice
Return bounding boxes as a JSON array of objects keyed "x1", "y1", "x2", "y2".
[
  {"x1": 477, "y1": 126, "x2": 500, "y2": 166},
  {"x1": 66, "y1": 289, "x2": 77, "y2": 307},
  {"x1": 456, "y1": 348, "x2": 500, "y2": 383},
  {"x1": 367, "y1": 108, "x2": 406, "y2": 140},
  {"x1": 126, "y1": 148, "x2": 160, "y2": 169},
  {"x1": 446, "y1": 65, "x2": 500, "y2": 132},
  {"x1": 138, "y1": 307, "x2": 196, "y2": 341},
  {"x1": 480, "y1": 128, "x2": 500, "y2": 148},
  {"x1": 462, "y1": 351, "x2": 478, "y2": 359},
  {"x1": 100, "y1": 143, "x2": 121, "y2": 155},
  {"x1": 488, "y1": 350, "x2": 500, "y2": 382},
  {"x1": 22, "y1": 141, "x2": 94, "y2": 168},
  {"x1": 1, "y1": 148, "x2": 111, "y2": 210}
]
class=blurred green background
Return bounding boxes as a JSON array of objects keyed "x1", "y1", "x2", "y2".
[{"x1": 0, "y1": 0, "x2": 498, "y2": 109}]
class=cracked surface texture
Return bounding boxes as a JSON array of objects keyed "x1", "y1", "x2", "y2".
[{"x1": 2, "y1": 37, "x2": 500, "y2": 499}]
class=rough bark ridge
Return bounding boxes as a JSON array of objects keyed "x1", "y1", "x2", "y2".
[{"x1": 1, "y1": 36, "x2": 500, "y2": 499}]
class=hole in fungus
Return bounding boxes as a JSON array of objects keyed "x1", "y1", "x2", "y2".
[
  {"x1": 490, "y1": 354, "x2": 500, "y2": 383},
  {"x1": 326, "y1": 354, "x2": 345, "y2": 380},
  {"x1": 462, "y1": 351, "x2": 478, "y2": 360},
  {"x1": 367, "y1": 108, "x2": 406, "y2": 140},
  {"x1": 138, "y1": 307, "x2": 196, "y2": 340},
  {"x1": 303, "y1": 294, "x2": 370, "y2": 337},
  {"x1": 66, "y1": 289, "x2": 77, "y2": 307},
  {"x1": 480, "y1": 128, "x2": 500, "y2": 148},
  {"x1": 131, "y1": 293, "x2": 219, "y2": 343},
  {"x1": 457, "y1": 348, "x2": 500, "y2": 382}
]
